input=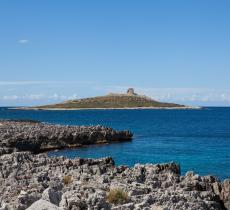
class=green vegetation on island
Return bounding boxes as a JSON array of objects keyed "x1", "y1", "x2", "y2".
[{"x1": 34, "y1": 88, "x2": 186, "y2": 110}]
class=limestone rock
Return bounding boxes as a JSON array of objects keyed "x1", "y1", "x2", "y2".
[
  {"x1": 0, "y1": 120, "x2": 132, "y2": 154},
  {"x1": 0, "y1": 152, "x2": 228, "y2": 210},
  {"x1": 42, "y1": 187, "x2": 62, "y2": 206},
  {"x1": 221, "y1": 180, "x2": 230, "y2": 210},
  {"x1": 26, "y1": 199, "x2": 64, "y2": 210}
]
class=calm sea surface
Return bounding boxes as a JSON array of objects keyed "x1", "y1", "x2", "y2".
[{"x1": 0, "y1": 107, "x2": 229, "y2": 180}]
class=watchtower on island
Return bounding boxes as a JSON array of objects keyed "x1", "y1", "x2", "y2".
[{"x1": 127, "y1": 88, "x2": 137, "y2": 96}]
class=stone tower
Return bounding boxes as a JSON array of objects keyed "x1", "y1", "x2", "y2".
[{"x1": 127, "y1": 88, "x2": 136, "y2": 95}]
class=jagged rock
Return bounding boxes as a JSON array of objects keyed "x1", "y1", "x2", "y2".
[
  {"x1": 0, "y1": 152, "x2": 229, "y2": 210},
  {"x1": 42, "y1": 187, "x2": 62, "y2": 206},
  {"x1": 0, "y1": 120, "x2": 132, "y2": 154},
  {"x1": 221, "y1": 180, "x2": 230, "y2": 210},
  {"x1": 112, "y1": 203, "x2": 134, "y2": 210},
  {"x1": 151, "y1": 206, "x2": 168, "y2": 210}
]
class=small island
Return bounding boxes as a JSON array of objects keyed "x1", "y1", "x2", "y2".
[{"x1": 18, "y1": 88, "x2": 198, "y2": 110}]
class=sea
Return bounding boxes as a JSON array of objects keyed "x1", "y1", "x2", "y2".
[{"x1": 0, "y1": 107, "x2": 229, "y2": 180}]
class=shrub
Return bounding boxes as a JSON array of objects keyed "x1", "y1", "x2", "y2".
[
  {"x1": 63, "y1": 175, "x2": 72, "y2": 185},
  {"x1": 107, "y1": 188, "x2": 129, "y2": 204}
]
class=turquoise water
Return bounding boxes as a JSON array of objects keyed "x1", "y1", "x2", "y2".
[{"x1": 0, "y1": 107, "x2": 229, "y2": 180}]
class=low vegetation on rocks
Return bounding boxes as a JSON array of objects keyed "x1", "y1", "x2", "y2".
[
  {"x1": 107, "y1": 188, "x2": 129, "y2": 205},
  {"x1": 63, "y1": 175, "x2": 72, "y2": 186},
  {"x1": 37, "y1": 94, "x2": 185, "y2": 109},
  {"x1": 32, "y1": 89, "x2": 185, "y2": 110}
]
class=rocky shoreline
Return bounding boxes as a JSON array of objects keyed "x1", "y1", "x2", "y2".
[
  {"x1": 0, "y1": 120, "x2": 229, "y2": 210},
  {"x1": 11, "y1": 106, "x2": 202, "y2": 110},
  {"x1": 0, "y1": 152, "x2": 229, "y2": 210},
  {"x1": 0, "y1": 120, "x2": 132, "y2": 155}
]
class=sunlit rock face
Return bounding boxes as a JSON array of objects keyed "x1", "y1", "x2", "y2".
[{"x1": 0, "y1": 152, "x2": 229, "y2": 210}]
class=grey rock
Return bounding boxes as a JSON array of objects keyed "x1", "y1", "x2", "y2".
[
  {"x1": 0, "y1": 152, "x2": 229, "y2": 210},
  {"x1": 42, "y1": 187, "x2": 62, "y2": 206},
  {"x1": 221, "y1": 179, "x2": 230, "y2": 210},
  {"x1": 26, "y1": 199, "x2": 64, "y2": 210},
  {"x1": 0, "y1": 120, "x2": 132, "y2": 154},
  {"x1": 111, "y1": 203, "x2": 134, "y2": 210}
]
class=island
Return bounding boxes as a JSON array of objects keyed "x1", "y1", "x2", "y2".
[{"x1": 16, "y1": 88, "x2": 199, "y2": 110}]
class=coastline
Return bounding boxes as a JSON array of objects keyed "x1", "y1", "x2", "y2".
[
  {"x1": 0, "y1": 116, "x2": 229, "y2": 210},
  {"x1": 0, "y1": 120, "x2": 132, "y2": 155},
  {"x1": 1, "y1": 152, "x2": 229, "y2": 210},
  {"x1": 10, "y1": 106, "x2": 202, "y2": 111}
]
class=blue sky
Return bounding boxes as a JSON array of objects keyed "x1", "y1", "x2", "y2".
[{"x1": 0, "y1": 0, "x2": 230, "y2": 106}]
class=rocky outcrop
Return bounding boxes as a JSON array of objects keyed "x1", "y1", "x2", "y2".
[
  {"x1": 0, "y1": 152, "x2": 229, "y2": 210},
  {"x1": 0, "y1": 120, "x2": 132, "y2": 154}
]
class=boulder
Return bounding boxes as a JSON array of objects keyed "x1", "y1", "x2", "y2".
[
  {"x1": 41, "y1": 188, "x2": 62, "y2": 206},
  {"x1": 26, "y1": 199, "x2": 64, "y2": 210}
]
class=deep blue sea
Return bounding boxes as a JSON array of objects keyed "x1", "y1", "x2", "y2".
[{"x1": 0, "y1": 107, "x2": 229, "y2": 180}]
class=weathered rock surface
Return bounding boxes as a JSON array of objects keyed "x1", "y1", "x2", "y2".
[
  {"x1": 0, "y1": 152, "x2": 229, "y2": 210},
  {"x1": 0, "y1": 120, "x2": 132, "y2": 154},
  {"x1": 26, "y1": 199, "x2": 64, "y2": 210}
]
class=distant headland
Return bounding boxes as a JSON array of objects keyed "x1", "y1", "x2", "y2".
[{"x1": 15, "y1": 88, "x2": 201, "y2": 110}]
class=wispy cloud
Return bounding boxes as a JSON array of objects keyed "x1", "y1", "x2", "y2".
[
  {"x1": 0, "y1": 81, "x2": 95, "y2": 86},
  {"x1": 0, "y1": 93, "x2": 77, "y2": 101},
  {"x1": 0, "y1": 81, "x2": 48, "y2": 86},
  {"x1": 0, "y1": 82, "x2": 230, "y2": 106},
  {"x1": 18, "y1": 39, "x2": 29, "y2": 44},
  {"x1": 102, "y1": 85, "x2": 230, "y2": 105}
]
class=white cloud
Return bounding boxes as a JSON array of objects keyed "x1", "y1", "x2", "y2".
[
  {"x1": 0, "y1": 81, "x2": 95, "y2": 86},
  {"x1": 1, "y1": 82, "x2": 230, "y2": 106},
  {"x1": 18, "y1": 39, "x2": 29, "y2": 44},
  {"x1": 1, "y1": 94, "x2": 42, "y2": 101},
  {"x1": 0, "y1": 93, "x2": 78, "y2": 102},
  {"x1": 103, "y1": 85, "x2": 230, "y2": 104},
  {"x1": 2, "y1": 95, "x2": 19, "y2": 100},
  {"x1": 0, "y1": 81, "x2": 46, "y2": 86}
]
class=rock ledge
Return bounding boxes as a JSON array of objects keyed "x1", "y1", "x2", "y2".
[{"x1": 0, "y1": 120, "x2": 132, "y2": 155}]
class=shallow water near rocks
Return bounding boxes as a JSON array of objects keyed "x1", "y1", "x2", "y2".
[{"x1": 0, "y1": 107, "x2": 229, "y2": 180}]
